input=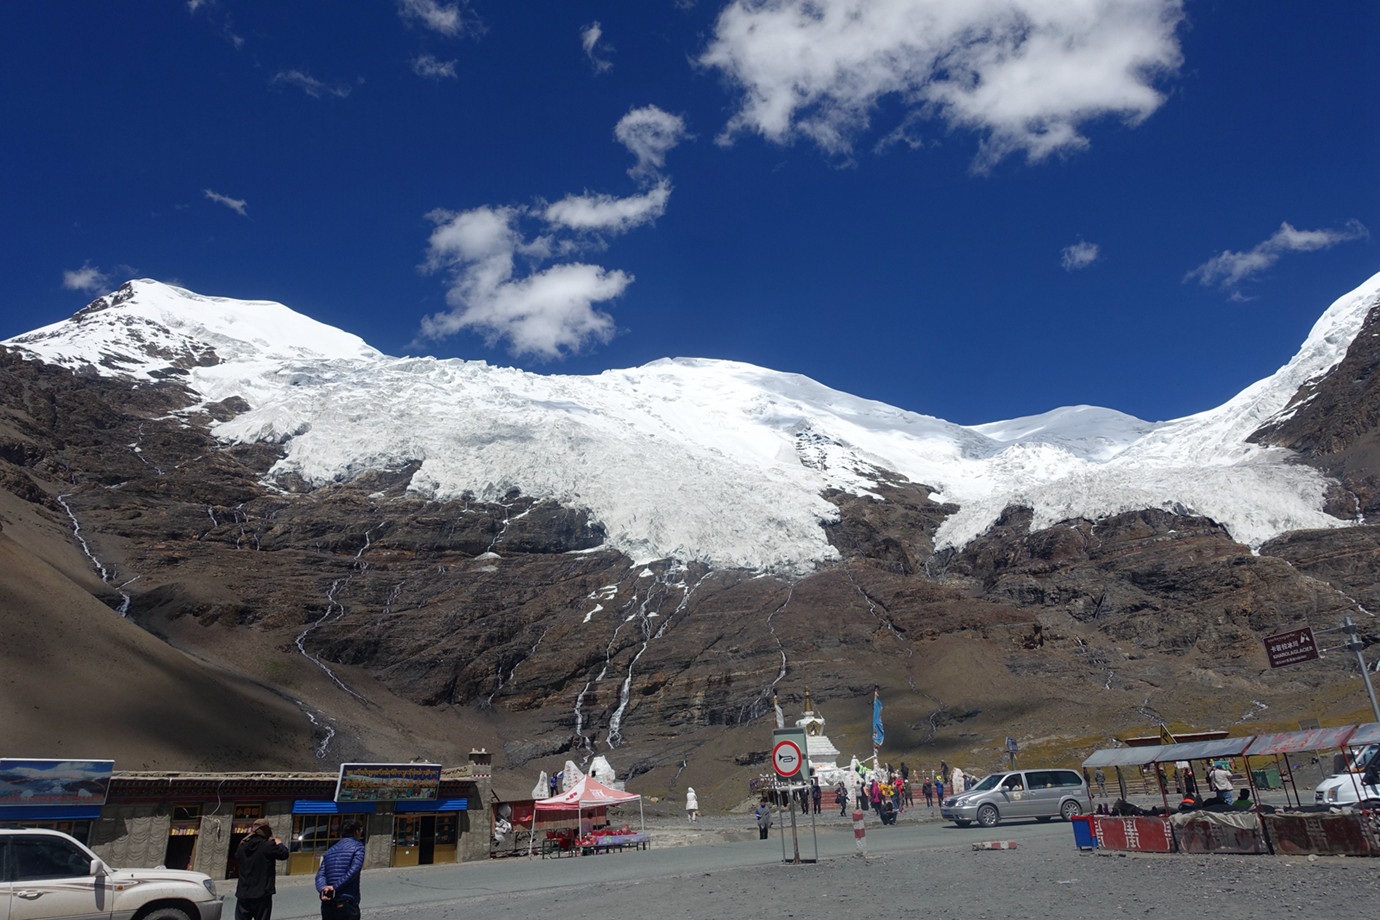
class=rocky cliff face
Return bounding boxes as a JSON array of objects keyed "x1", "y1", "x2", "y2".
[
  {"x1": 1250, "y1": 301, "x2": 1380, "y2": 518},
  {"x1": 3, "y1": 303, "x2": 1380, "y2": 804}
]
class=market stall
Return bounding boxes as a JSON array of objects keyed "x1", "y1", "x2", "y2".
[
  {"x1": 1239, "y1": 724, "x2": 1356, "y2": 809},
  {"x1": 530, "y1": 775, "x2": 646, "y2": 857},
  {"x1": 1081, "y1": 744, "x2": 1175, "y2": 852},
  {"x1": 1082, "y1": 723, "x2": 1380, "y2": 857}
]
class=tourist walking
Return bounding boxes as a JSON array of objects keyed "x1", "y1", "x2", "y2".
[
  {"x1": 922, "y1": 779, "x2": 933, "y2": 807},
  {"x1": 685, "y1": 786, "x2": 698, "y2": 823},
  {"x1": 754, "y1": 800, "x2": 774, "y2": 839}
]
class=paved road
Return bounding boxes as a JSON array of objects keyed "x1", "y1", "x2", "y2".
[{"x1": 244, "y1": 814, "x2": 1377, "y2": 920}]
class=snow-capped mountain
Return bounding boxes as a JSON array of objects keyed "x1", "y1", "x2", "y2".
[
  {"x1": 7, "y1": 272, "x2": 1380, "y2": 777},
  {"x1": 8, "y1": 273, "x2": 1379, "y2": 572}
]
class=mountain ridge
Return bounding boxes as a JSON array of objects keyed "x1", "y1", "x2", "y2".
[
  {"x1": 3, "y1": 272, "x2": 1380, "y2": 801},
  {"x1": 9, "y1": 274, "x2": 1379, "y2": 571}
]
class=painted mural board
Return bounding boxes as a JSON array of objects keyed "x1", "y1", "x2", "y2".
[
  {"x1": 0, "y1": 759, "x2": 113, "y2": 806},
  {"x1": 335, "y1": 763, "x2": 442, "y2": 803}
]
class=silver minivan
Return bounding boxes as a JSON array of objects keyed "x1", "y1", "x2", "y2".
[{"x1": 941, "y1": 768, "x2": 1090, "y2": 827}]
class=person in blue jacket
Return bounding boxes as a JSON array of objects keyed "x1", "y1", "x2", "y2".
[{"x1": 315, "y1": 822, "x2": 366, "y2": 920}]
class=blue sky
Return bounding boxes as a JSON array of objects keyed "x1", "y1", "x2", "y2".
[{"x1": 3, "y1": 1, "x2": 1376, "y2": 425}]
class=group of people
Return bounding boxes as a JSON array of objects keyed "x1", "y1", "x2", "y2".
[{"x1": 232, "y1": 819, "x2": 365, "y2": 920}]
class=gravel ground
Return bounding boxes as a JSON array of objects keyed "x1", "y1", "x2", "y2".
[
  {"x1": 344, "y1": 803, "x2": 1380, "y2": 920},
  {"x1": 263, "y1": 793, "x2": 1377, "y2": 920}
]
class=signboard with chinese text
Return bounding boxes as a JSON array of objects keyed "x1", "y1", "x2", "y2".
[
  {"x1": 334, "y1": 763, "x2": 442, "y2": 803},
  {"x1": 1264, "y1": 626, "x2": 1320, "y2": 669}
]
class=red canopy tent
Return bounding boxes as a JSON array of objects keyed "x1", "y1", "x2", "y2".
[{"x1": 529, "y1": 775, "x2": 644, "y2": 855}]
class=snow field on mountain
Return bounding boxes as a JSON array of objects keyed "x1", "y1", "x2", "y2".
[{"x1": 8, "y1": 273, "x2": 1380, "y2": 571}]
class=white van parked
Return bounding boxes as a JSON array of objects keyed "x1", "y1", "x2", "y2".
[
  {"x1": 941, "y1": 768, "x2": 1090, "y2": 828},
  {"x1": 1313, "y1": 743, "x2": 1378, "y2": 807}
]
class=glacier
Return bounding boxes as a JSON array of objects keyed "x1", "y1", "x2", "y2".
[{"x1": 6, "y1": 271, "x2": 1380, "y2": 572}]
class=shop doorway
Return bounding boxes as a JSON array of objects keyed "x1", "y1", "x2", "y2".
[
  {"x1": 163, "y1": 805, "x2": 200, "y2": 870},
  {"x1": 392, "y1": 814, "x2": 456, "y2": 867},
  {"x1": 224, "y1": 803, "x2": 264, "y2": 879}
]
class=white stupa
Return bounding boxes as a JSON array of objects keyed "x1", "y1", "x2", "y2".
[{"x1": 796, "y1": 689, "x2": 847, "y2": 784}]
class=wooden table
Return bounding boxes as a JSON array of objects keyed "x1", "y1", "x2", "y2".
[{"x1": 577, "y1": 833, "x2": 651, "y2": 855}]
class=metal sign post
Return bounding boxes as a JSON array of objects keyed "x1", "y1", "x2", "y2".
[
  {"x1": 1310, "y1": 618, "x2": 1380, "y2": 725},
  {"x1": 773, "y1": 728, "x2": 809, "y2": 865}
]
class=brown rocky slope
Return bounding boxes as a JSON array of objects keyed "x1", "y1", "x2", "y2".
[{"x1": 3, "y1": 305, "x2": 1380, "y2": 807}]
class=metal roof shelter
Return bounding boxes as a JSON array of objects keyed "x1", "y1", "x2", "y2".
[
  {"x1": 1082, "y1": 745, "x2": 1167, "y2": 769},
  {"x1": 1343, "y1": 722, "x2": 1380, "y2": 747},
  {"x1": 1157, "y1": 737, "x2": 1254, "y2": 762},
  {"x1": 1244, "y1": 726, "x2": 1357, "y2": 756},
  {"x1": 1241, "y1": 725, "x2": 1365, "y2": 808},
  {"x1": 1082, "y1": 725, "x2": 1380, "y2": 811}
]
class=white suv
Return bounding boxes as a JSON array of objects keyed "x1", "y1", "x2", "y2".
[
  {"x1": 0, "y1": 828, "x2": 223, "y2": 920},
  {"x1": 1313, "y1": 743, "x2": 1380, "y2": 808},
  {"x1": 1313, "y1": 772, "x2": 1380, "y2": 807}
]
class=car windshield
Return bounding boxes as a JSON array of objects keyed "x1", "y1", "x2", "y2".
[{"x1": 968, "y1": 774, "x2": 1003, "y2": 792}]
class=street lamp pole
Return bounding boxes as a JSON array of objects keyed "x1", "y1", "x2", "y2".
[{"x1": 1342, "y1": 616, "x2": 1380, "y2": 725}]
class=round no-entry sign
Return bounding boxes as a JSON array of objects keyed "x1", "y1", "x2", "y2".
[{"x1": 772, "y1": 739, "x2": 803, "y2": 778}]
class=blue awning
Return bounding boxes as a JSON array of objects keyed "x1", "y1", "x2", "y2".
[
  {"x1": 0, "y1": 805, "x2": 102, "y2": 821},
  {"x1": 393, "y1": 798, "x2": 468, "y2": 813},
  {"x1": 292, "y1": 800, "x2": 377, "y2": 814}
]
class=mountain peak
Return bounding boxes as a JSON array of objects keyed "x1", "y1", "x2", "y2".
[
  {"x1": 7, "y1": 279, "x2": 380, "y2": 380},
  {"x1": 6, "y1": 272, "x2": 1380, "y2": 569}
]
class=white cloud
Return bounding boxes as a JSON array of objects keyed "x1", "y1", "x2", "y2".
[
  {"x1": 699, "y1": 0, "x2": 1185, "y2": 171},
  {"x1": 421, "y1": 205, "x2": 632, "y2": 358},
  {"x1": 420, "y1": 109, "x2": 682, "y2": 359},
  {"x1": 1186, "y1": 220, "x2": 1369, "y2": 291},
  {"x1": 62, "y1": 263, "x2": 110, "y2": 294},
  {"x1": 271, "y1": 70, "x2": 351, "y2": 99},
  {"x1": 544, "y1": 182, "x2": 671, "y2": 233},
  {"x1": 398, "y1": 0, "x2": 472, "y2": 36},
  {"x1": 413, "y1": 54, "x2": 458, "y2": 79},
  {"x1": 614, "y1": 105, "x2": 690, "y2": 181},
  {"x1": 204, "y1": 189, "x2": 248, "y2": 217},
  {"x1": 582, "y1": 22, "x2": 613, "y2": 73},
  {"x1": 1061, "y1": 240, "x2": 1099, "y2": 271}
]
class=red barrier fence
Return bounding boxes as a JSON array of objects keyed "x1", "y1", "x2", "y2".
[
  {"x1": 1264, "y1": 813, "x2": 1380, "y2": 856},
  {"x1": 1174, "y1": 816, "x2": 1269, "y2": 854},
  {"x1": 1091, "y1": 816, "x2": 1175, "y2": 852}
]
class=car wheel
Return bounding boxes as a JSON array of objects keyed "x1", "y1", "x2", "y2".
[
  {"x1": 1060, "y1": 800, "x2": 1083, "y2": 820},
  {"x1": 953, "y1": 819, "x2": 971, "y2": 828},
  {"x1": 137, "y1": 908, "x2": 195, "y2": 920},
  {"x1": 976, "y1": 804, "x2": 999, "y2": 828}
]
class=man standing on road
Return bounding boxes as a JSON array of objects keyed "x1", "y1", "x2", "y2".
[
  {"x1": 235, "y1": 818, "x2": 289, "y2": 920},
  {"x1": 1094, "y1": 767, "x2": 1106, "y2": 797},
  {"x1": 316, "y1": 821, "x2": 366, "y2": 920},
  {"x1": 1208, "y1": 763, "x2": 1233, "y2": 805},
  {"x1": 754, "y1": 800, "x2": 773, "y2": 839}
]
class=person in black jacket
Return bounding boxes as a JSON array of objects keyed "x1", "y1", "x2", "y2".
[{"x1": 235, "y1": 818, "x2": 290, "y2": 920}]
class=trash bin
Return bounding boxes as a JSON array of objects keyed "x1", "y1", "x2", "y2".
[{"x1": 1071, "y1": 815, "x2": 1097, "y2": 850}]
